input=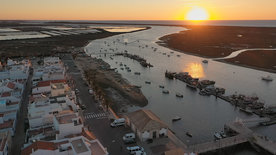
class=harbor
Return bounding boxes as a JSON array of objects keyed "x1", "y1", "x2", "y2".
[
  {"x1": 164, "y1": 71, "x2": 276, "y2": 122},
  {"x1": 85, "y1": 26, "x2": 276, "y2": 154}
]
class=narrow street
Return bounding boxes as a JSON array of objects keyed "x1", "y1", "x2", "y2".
[
  {"x1": 11, "y1": 68, "x2": 33, "y2": 155},
  {"x1": 63, "y1": 55, "x2": 134, "y2": 155}
]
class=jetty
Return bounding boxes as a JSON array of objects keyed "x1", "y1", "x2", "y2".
[
  {"x1": 185, "y1": 119, "x2": 276, "y2": 154},
  {"x1": 115, "y1": 53, "x2": 153, "y2": 68}
]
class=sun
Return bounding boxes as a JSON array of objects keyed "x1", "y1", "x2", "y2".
[{"x1": 186, "y1": 7, "x2": 209, "y2": 21}]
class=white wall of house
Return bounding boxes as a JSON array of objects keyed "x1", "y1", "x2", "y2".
[{"x1": 32, "y1": 86, "x2": 50, "y2": 94}]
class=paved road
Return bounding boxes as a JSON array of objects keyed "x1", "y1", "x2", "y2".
[
  {"x1": 11, "y1": 68, "x2": 33, "y2": 155},
  {"x1": 63, "y1": 55, "x2": 135, "y2": 155}
]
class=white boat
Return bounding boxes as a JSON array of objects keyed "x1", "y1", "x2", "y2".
[
  {"x1": 262, "y1": 75, "x2": 273, "y2": 82},
  {"x1": 172, "y1": 116, "x2": 181, "y2": 122},
  {"x1": 214, "y1": 132, "x2": 222, "y2": 139}
]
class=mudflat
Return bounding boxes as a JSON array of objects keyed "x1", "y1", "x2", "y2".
[{"x1": 158, "y1": 25, "x2": 276, "y2": 72}]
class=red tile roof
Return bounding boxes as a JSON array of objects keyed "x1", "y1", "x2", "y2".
[
  {"x1": 1, "y1": 92, "x2": 11, "y2": 97},
  {"x1": 6, "y1": 82, "x2": 15, "y2": 89},
  {"x1": 21, "y1": 141, "x2": 57, "y2": 155},
  {"x1": 0, "y1": 120, "x2": 14, "y2": 130},
  {"x1": 6, "y1": 102, "x2": 18, "y2": 106},
  {"x1": 37, "y1": 79, "x2": 66, "y2": 87}
]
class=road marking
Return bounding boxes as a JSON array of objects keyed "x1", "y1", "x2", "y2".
[{"x1": 84, "y1": 112, "x2": 108, "y2": 119}]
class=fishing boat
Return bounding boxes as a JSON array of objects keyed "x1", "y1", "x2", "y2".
[
  {"x1": 239, "y1": 108, "x2": 253, "y2": 115},
  {"x1": 186, "y1": 132, "x2": 193, "y2": 137},
  {"x1": 202, "y1": 60, "x2": 208, "y2": 63},
  {"x1": 172, "y1": 116, "x2": 181, "y2": 122},
  {"x1": 214, "y1": 132, "x2": 222, "y2": 139},
  {"x1": 159, "y1": 85, "x2": 165, "y2": 88},
  {"x1": 262, "y1": 75, "x2": 273, "y2": 82},
  {"x1": 162, "y1": 90, "x2": 169, "y2": 94},
  {"x1": 176, "y1": 93, "x2": 183, "y2": 98},
  {"x1": 145, "y1": 81, "x2": 151, "y2": 84},
  {"x1": 186, "y1": 84, "x2": 197, "y2": 90}
]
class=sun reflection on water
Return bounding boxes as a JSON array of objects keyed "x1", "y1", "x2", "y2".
[{"x1": 184, "y1": 63, "x2": 205, "y2": 78}]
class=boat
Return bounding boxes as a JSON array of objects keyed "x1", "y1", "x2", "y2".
[
  {"x1": 186, "y1": 84, "x2": 197, "y2": 90},
  {"x1": 186, "y1": 132, "x2": 193, "y2": 137},
  {"x1": 134, "y1": 72, "x2": 141, "y2": 75},
  {"x1": 134, "y1": 85, "x2": 142, "y2": 88},
  {"x1": 172, "y1": 116, "x2": 181, "y2": 122},
  {"x1": 214, "y1": 132, "x2": 222, "y2": 139},
  {"x1": 202, "y1": 60, "x2": 208, "y2": 63},
  {"x1": 239, "y1": 108, "x2": 253, "y2": 115},
  {"x1": 262, "y1": 75, "x2": 273, "y2": 82},
  {"x1": 162, "y1": 90, "x2": 169, "y2": 94},
  {"x1": 159, "y1": 85, "x2": 165, "y2": 88},
  {"x1": 220, "y1": 131, "x2": 227, "y2": 138},
  {"x1": 177, "y1": 55, "x2": 181, "y2": 57},
  {"x1": 176, "y1": 93, "x2": 183, "y2": 98},
  {"x1": 145, "y1": 81, "x2": 151, "y2": 84}
]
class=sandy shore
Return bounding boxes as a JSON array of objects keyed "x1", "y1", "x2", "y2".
[{"x1": 158, "y1": 25, "x2": 276, "y2": 72}]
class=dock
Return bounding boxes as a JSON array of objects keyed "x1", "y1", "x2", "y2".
[{"x1": 183, "y1": 120, "x2": 276, "y2": 154}]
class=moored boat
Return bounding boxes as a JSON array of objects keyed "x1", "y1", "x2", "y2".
[
  {"x1": 186, "y1": 84, "x2": 197, "y2": 90},
  {"x1": 172, "y1": 116, "x2": 181, "y2": 122},
  {"x1": 262, "y1": 75, "x2": 273, "y2": 82},
  {"x1": 145, "y1": 81, "x2": 151, "y2": 84},
  {"x1": 214, "y1": 132, "x2": 222, "y2": 139},
  {"x1": 134, "y1": 72, "x2": 141, "y2": 75},
  {"x1": 186, "y1": 132, "x2": 193, "y2": 137},
  {"x1": 176, "y1": 93, "x2": 183, "y2": 98},
  {"x1": 162, "y1": 90, "x2": 169, "y2": 94},
  {"x1": 159, "y1": 85, "x2": 165, "y2": 88}
]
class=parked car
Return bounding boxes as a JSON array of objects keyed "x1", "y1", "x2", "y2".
[
  {"x1": 133, "y1": 150, "x2": 146, "y2": 155},
  {"x1": 123, "y1": 133, "x2": 136, "y2": 144},
  {"x1": 126, "y1": 146, "x2": 144, "y2": 155}
]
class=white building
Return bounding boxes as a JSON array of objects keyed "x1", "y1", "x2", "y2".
[
  {"x1": 0, "y1": 131, "x2": 11, "y2": 155},
  {"x1": 53, "y1": 110, "x2": 83, "y2": 140},
  {"x1": 28, "y1": 95, "x2": 78, "y2": 129},
  {"x1": 32, "y1": 79, "x2": 66, "y2": 95},
  {"x1": 126, "y1": 109, "x2": 168, "y2": 142},
  {"x1": 21, "y1": 135, "x2": 108, "y2": 155}
]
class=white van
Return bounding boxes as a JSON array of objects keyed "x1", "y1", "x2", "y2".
[
  {"x1": 123, "y1": 133, "x2": 136, "y2": 144},
  {"x1": 110, "y1": 118, "x2": 125, "y2": 127}
]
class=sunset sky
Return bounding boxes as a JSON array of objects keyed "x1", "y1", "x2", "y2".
[{"x1": 1, "y1": 0, "x2": 276, "y2": 20}]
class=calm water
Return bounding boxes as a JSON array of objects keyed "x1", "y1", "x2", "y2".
[{"x1": 85, "y1": 26, "x2": 276, "y2": 153}]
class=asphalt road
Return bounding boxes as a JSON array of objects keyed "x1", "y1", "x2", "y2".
[
  {"x1": 63, "y1": 55, "x2": 136, "y2": 155},
  {"x1": 11, "y1": 68, "x2": 33, "y2": 155}
]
